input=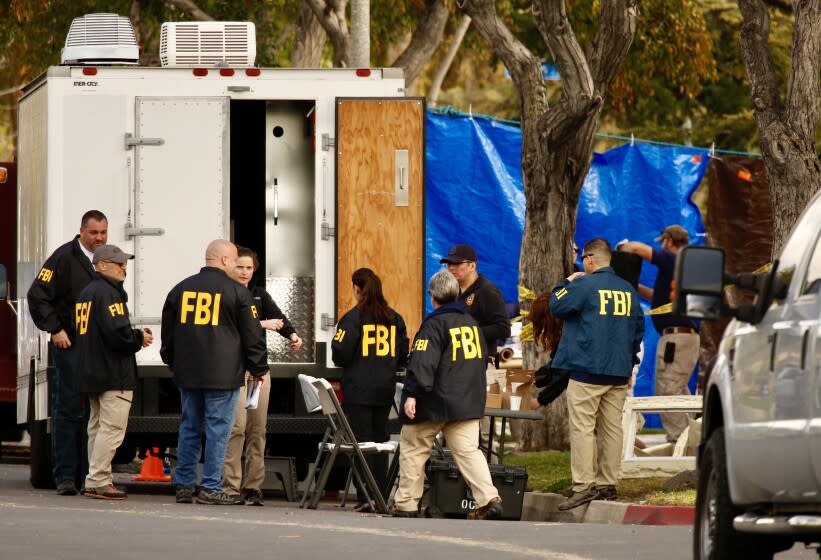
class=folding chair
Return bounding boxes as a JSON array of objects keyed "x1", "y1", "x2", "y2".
[
  {"x1": 302, "y1": 378, "x2": 392, "y2": 513},
  {"x1": 297, "y1": 374, "x2": 327, "y2": 508}
]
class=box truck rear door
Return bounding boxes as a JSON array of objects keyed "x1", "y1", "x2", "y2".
[
  {"x1": 336, "y1": 98, "x2": 425, "y2": 337},
  {"x1": 132, "y1": 97, "x2": 230, "y2": 363}
]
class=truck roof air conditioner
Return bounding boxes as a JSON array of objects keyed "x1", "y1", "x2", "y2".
[
  {"x1": 160, "y1": 22, "x2": 256, "y2": 68},
  {"x1": 61, "y1": 13, "x2": 139, "y2": 66}
]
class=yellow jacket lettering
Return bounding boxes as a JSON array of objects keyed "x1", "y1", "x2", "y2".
[{"x1": 180, "y1": 291, "x2": 222, "y2": 325}]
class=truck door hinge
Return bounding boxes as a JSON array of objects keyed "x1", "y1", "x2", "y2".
[
  {"x1": 321, "y1": 222, "x2": 336, "y2": 240},
  {"x1": 125, "y1": 133, "x2": 165, "y2": 149},
  {"x1": 321, "y1": 313, "x2": 336, "y2": 331},
  {"x1": 125, "y1": 227, "x2": 165, "y2": 239},
  {"x1": 321, "y1": 134, "x2": 335, "y2": 152}
]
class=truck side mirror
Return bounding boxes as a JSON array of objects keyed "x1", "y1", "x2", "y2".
[
  {"x1": 0, "y1": 264, "x2": 7, "y2": 299},
  {"x1": 673, "y1": 246, "x2": 725, "y2": 320}
]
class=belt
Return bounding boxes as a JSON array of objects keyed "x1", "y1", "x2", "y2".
[{"x1": 663, "y1": 326, "x2": 696, "y2": 335}]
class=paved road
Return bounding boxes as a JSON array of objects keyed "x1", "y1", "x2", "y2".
[{"x1": 0, "y1": 463, "x2": 817, "y2": 560}]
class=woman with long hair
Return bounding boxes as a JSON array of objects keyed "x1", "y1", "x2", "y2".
[
  {"x1": 331, "y1": 267, "x2": 409, "y2": 511},
  {"x1": 222, "y1": 246, "x2": 302, "y2": 506},
  {"x1": 528, "y1": 291, "x2": 569, "y2": 409}
]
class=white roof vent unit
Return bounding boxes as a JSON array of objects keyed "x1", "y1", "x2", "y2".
[
  {"x1": 61, "y1": 13, "x2": 139, "y2": 65},
  {"x1": 160, "y1": 22, "x2": 256, "y2": 68}
]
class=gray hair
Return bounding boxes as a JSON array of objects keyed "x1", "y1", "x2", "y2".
[{"x1": 429, "y1": 270, "x2": 459, "y2": 304}]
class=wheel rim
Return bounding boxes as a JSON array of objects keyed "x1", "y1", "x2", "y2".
[{"x1": 699, "y1": 469, "x2": 718, "y2": 558}]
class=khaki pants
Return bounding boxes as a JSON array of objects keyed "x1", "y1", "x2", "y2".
[
  {"x1": 223, "y1": 373, "x2": 271, "y2": 494},
  {"x1": 394, "y1": 419, "x2": 499, "y2": 512},
  {"x1": 85, "y1": 390, "x2": 133, "y2": 489},
  {"x1": 655, "y1": 332, "x2": 699, "y2": 442},
  {"x1": 566, "y1": 380, "x2": 627, "y2": 491}
]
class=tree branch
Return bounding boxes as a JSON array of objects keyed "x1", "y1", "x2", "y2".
[
  {"x1": 457, "y1": 0, "x2": 546, "y2": 127},
  {"x1": 428, "y1": 14, "x2": 471, "y2": 106},
  {"x1": 306, "y1": 0, "x2": 350, "y2": 67},
  {"x1": 588, "y1": 0, "x2": 637, "y2": 93},
  {"x1": 533, "y1": 0, "x2": 593, "y2": 101},
  {"x1": 292, "y1": 0, "x2": 327, "y2": 68},
  {"x1": 738, "y1": 0, "x2": 784, "y2": 132},
  {"x1": 785, "y1": 0, "x2": 821, "y2": 140},
  {"x1": 392, "y1": 0, "x2": 450, "y2": 88},
  {"x1": 164, "y1": 0, "x2": 214, "y2": 21}
]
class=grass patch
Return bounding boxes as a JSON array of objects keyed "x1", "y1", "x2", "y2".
[{"x1": 505, "y1": 450, "x2": 696, "y2": 506}]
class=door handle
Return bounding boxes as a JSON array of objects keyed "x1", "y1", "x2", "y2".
[
  {"x1": 273, "y1": 178, "x2": 279, "y2": 226},
  {"x1": 769, "y1": 332, "x2": 778, "y2": 372},
  {"x1": 800, "y1": 329, "x2": 810, "y2": 370}
]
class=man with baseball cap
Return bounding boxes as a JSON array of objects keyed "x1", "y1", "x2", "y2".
[
  {"x1": 75, "y1": 244, "x2": 153, "y2": 499},
  {"x1": 618, "y1": 225, "x2": 699, "y2": 443},
  {"x1": 440, "y1": 244, "x2": 510, "y2": 361}
]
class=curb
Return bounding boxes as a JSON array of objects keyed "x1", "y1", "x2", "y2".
[{"x1": 521, "y1": 491, "x2": 694, "y2": 525}]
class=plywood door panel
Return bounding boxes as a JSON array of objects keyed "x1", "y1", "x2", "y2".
[{"x1": 337, "y1": 98, "x2": 425, "y2": 339}]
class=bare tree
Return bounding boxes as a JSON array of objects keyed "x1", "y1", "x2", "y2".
[
  {"x1": 350, "y1": 0, "x2": 370, "y2": 67},
  {"x1": 458, "y1": 0, "x2": 637, "y2": 450},
  {"x1": 306, "y1": 0, "x2": 351, "y2": 67},
  {"x1": 739, "y1": 0, "x2": 821, "y2": 255},
  {"x1": 427, "y1": 14, "x2": 471, "y2": 106},
  {"x1": 292, "y1": 1, "x2": 327, "y2": 67},
  {"x1": 392, "y1": 0, "x2": 450, "y2": 87}
]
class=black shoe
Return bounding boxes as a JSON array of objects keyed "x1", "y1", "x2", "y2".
[
  {"x1": 85, "y1": 485, "x2": 127, "y2": 500},
  {"x1": 196, "y1": 489, "x2": 243, "y2": 505},
  {"x1": 176, "y1": 487, "x2": 194, "y2": 504},
  {"x1": 595, "y1": 485, "x2": 618, "y2": 501},
  {"x1": 56, "y1": 480, "x2": 78, "y2": 496},
  {"x1": 243, "y1": 488, "x2": 264, "y2": 506},
  {"x1": 388, "y1": 505, "x2": 419, "y2": 518},
  {"x1": 467, "y1": 497, "x2": 503, "y2": 520},
  {"x1": 557, "y1": 487, "x2": 598, "y2": 511}
]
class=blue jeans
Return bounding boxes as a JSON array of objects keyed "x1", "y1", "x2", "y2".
[
  {"x1": 174, "y1": 387, "x2": 240, "y2": 492},
  {"x1": 49, "y1": 344, "x2": 89, "y2": 486}
]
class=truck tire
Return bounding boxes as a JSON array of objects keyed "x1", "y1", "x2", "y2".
[
  {"x1": 29, "y1": 419, "x2": 54, "y2": 489},
  {"x1": 693, "y1": 428, "x2": 788, "y2": 560}
]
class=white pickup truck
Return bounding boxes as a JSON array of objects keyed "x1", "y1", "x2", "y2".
[{"x1": 674, "y1": 189, "x2": 821, "y2": 559}]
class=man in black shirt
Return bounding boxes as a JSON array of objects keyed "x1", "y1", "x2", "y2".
[{"x1": 440, "y1": 244, "x2": 510, "y2": 361}]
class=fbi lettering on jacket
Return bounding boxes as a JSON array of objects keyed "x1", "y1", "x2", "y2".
[{"x1": 179, "y1": 291, "x2": 222, "y2": 325}]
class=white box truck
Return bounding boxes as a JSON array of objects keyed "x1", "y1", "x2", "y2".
[{"x1": 11, "y1": 15, "x2": 425, "y2": 488}]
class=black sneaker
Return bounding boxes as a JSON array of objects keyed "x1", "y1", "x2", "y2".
[
  {"x1": 388, "y1": 505, "x2": 419, "y2": 518},
  {"x1": 56, "y1": 480, "x2": 78, "y2": 496},
  {"x1": 557, "y1": 487, "x2": 598, "y2": 511},
  {"x1": 467, "y1": 497, "x2": 503, "y2": 520},
  {"x1": 595, "y1": 485, "x2": 618, "y2": 501},
  {"x1": 243, "y1": 488, "x2": 264, "y2": 506},
  {"x1": 176, "y1": 487, "x2": 194, "y2": 504},
  {"x1": 196, "y1": 489, "x2": 243, "y2": 505}
]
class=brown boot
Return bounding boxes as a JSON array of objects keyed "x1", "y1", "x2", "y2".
[{"x1": 467, "y1": 497, "x2": 503, "y2": 520}]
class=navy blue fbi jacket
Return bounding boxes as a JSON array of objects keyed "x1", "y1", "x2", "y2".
[
  {"x1": 331, "y1": 307, "x2": 409, "y2": 407},
  {"x1": 550, "y1": 267, "x2": 644, "y2": 380},
  {"x1": 400, "y1": 302, "x2": 487, "y2": 424},
  {"x1": 75, "y1": 273, "x2": 144, "y2": 394},
  {"x1": 27, "y1": 236, "x2": 96, "y2": 341},
  {"x1": 160, "y1": 267, "x2": 269, "y2": 390}
]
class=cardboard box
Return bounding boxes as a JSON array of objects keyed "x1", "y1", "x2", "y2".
[
  {"x1": 485, "y1": 365, "x2": 507, "y2": 409},
  {"x1": 505, "y1": 369, "x2": 535, "y2": 411},
  {"x1": 485, "y1": 382, "x2": 502, "y2": 409}
]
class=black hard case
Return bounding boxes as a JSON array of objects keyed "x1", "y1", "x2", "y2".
[{"x1": 425, "y1": 459, "x2": 528, "y2": 520}]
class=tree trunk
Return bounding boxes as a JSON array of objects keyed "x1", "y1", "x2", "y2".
[
  {"x1": 738, "y1": 0, "x2": 821, "y2": 255},
  {"x1": 350, "y1": 0, "x2": 370, "y2": 67},
  {"x1": 428, "y1": 14, "x2": 471, "y2": 106},
  {"x1": 164, "y1": 0, "x2": 214, "y2": 21},
  {"x1": 462, "y1": 0, "x2": 636, "y2": 451},
  {"x1": 307, "y1": 0, "x2": 351, "y2": 67},
  {"x1": 292, "y1": 1, "x2": 327, "y2": 68},
  {"x1": 392, "y1": 0, "x2": 450, "y2": 89}
]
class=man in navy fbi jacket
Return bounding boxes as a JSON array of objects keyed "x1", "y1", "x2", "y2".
[
  {"x1": 550, "y1": 238, "x2": 644, "y2": 511},
  {"x1": 26, "y1": 210, "x2": 108, "y2": 495},
  {"x1": 75, "y1": 245, "x2": 153, "y2": 500},
  {"x1": 161, "y1": 239, "x2": 268, "y2": 506}
]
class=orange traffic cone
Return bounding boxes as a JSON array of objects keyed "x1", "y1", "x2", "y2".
[{"x1": 133, "y1": 447, "x2": 172, "y2": 482}]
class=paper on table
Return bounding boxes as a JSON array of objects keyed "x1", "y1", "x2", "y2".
[{"x1": 245, "y1": 378, "x2": 263, "y2": 410}]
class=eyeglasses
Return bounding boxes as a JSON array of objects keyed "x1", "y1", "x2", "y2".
[
  {"x1": 582, "y1": 253, "x2": 595, "y2": 260},
  {"x1": 572, "y1": 246, "x2": 579, "y2": 253}
]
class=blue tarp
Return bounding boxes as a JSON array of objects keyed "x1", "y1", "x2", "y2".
[{"x1": 425, "y1": 110, "x2": 710, "y2": 416}]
